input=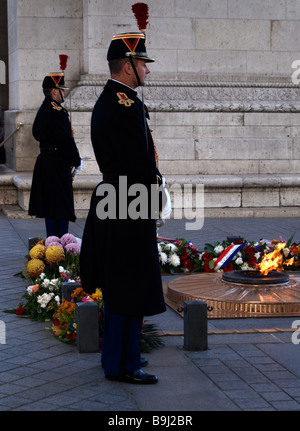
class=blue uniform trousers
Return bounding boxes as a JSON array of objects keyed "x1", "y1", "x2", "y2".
[
  {"x1": 45, "y1": 218, "x2": 69, "y2": 237},
  {"x1": 101, "y1": 302, "x2": 143, "y2": 376}
]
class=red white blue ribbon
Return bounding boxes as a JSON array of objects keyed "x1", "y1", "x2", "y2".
[{"x1": 214, "y1": 243, "x2": 245, "y2": 270}]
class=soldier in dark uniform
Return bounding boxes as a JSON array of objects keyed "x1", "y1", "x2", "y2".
[
  {"x1": 28, "y1": 71, "x2": 81, "y2": 237},
  {"x1": 79, "y1": 30, "x2": 167, "y2": 384}
]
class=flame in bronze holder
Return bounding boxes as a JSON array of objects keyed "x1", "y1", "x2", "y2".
[{"x1": 165, "y1": 271, "x2": 300, "y2": 318}]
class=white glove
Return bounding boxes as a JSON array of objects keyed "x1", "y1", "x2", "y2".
[
  {"x1": 72, "y1": 158, "x2": 83, "y2": 180},
  {"x1": 160, "y1": 177, "x2": 172, "y2": 220}
]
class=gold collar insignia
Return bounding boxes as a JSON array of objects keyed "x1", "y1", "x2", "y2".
[
  {"x1": 117, "y1": 92, "x2": 134, "y2": 107},
  {"x1": 51, "y1": 101, "x2": 62, "y2": 111}
]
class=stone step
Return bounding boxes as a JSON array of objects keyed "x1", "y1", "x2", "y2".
[
  {"x1": 0, "y1": 204, "x2": 89, "y2": 219},
  {"x1": 1, "y1": 166, "x2": 300, "y2": 217},
  {"x1": 0, "y1": 164, "x2": 18, "y2": 206},
  {"x1": 1, "y1": 204, "x2": 300, "y2": 220}
]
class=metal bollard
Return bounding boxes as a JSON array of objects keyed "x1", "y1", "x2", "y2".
[
  {"x1": 61, "y1": 281, "x2": 81, "y2": 301},
  {"x1": 183, "y1": 300, "x2": 208, "y2": 351},
  {"x1": 28, "y1": 237, "x2": 40, "y2": 251},
  {"x1": 76, "y1": 302, "x2": 99, "y2": 353}
]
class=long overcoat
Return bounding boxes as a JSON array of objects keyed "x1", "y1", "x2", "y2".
[
  {"x1": 80, "y1": 79, "x2": 166, "y2": 317},
  {"x1": 28, "y1": 96, "x2": 81, "y2": 222}
]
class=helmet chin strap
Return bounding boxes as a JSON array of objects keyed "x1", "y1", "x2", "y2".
[
  {"x1": 127, "y1": 56, "x2": 149, "y2": 152},
  {"x1": 128, "y1": 56, "x2": 141, "y2": 88},
  {"x1": 58, "y1": 88, "x2": 64, "y2": 103}
]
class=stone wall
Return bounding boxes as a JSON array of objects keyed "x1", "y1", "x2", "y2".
[
  {"x1": 66, "y1": 76, "x2": 300, "y2": 178},
  {"x1": 3, "y1": 0, "x2": 300, "y2": 213},
  {"x1": 80, "y1": 0, "x2": 300, "y2": 81}
]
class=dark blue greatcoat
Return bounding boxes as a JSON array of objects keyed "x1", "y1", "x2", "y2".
[
  {"x1": 80, "y1": 79, "x2": 166, "y2": 317},
  {"x1": 28, "y1": 96, "x2": 81, "y2": 222}
]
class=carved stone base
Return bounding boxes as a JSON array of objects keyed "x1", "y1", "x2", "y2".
[{"x1": 65, "y1": 75, "x2": 300, "y2": 113}]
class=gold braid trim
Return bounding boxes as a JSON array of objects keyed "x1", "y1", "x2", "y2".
[{"x1": 150, "y1": 129, "x2": 159, "y2": 168}]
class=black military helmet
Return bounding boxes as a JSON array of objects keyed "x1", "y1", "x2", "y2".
[
  {"x1": 42, "y1": 72, "x2": 68, "y2": 90},
  {"x1": 107, "y1": 32, "x2": 154, "y2": 63}
]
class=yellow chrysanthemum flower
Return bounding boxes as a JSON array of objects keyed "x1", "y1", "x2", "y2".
[
  {"x1": 45, "y1": 246, "x2": 65, "y2": 265},
  {"x1": 92, "y1": 289, "x2": 103, "y2": 300},
  {"x1": 27, "y1": 258, "x2": 45, "y2": 277},
  {"x1": 29, "y1": 244, "x2": 46, "y2": 260}
]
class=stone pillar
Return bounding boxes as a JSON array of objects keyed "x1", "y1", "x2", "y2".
[
  {"x1": 61, "y1": 282, "x2": 82, "y2": 302},
  {"x1": 183, "y1": 301, "x2": 208, "y2": 351},
  {"x1": 76, "y1": 302, "x2": 99, "y2": 353}
]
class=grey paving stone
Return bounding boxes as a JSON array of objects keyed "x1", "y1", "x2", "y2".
[
  {"x1": 0, "y1": 394, "x2": 31, "y2": 409},
  {"x1": 254, "y1": 363, "x2": 288, "y2": 372},
  {"x1": 69, "y1": 398, "x2": 130, "y2": 411},
  {"x1": 249, "y1": 382, "x2": 281, "y2": 392},
  {"x1": 191, "y1": 357, "x2": 224, "y2": 367},
  {"x1": 195, "y1": 364, "x2": 232, "y2": 375},
  {"x1": 205, "y1": 371, "x2": 242, "y2": 382},
  {"x1": 269, "y1": 400, "x2": 300, "y2": 411},
  {"x1": 1, "y1": 217, "x2": 300, "y2": 411},
  {"x1": 283, "y1": 386, "x2": 300, "y2": 398},
  {"x1": 5, "y1": 356, "x2": 38, "y2": 366},
  {"x1": 87, "y1": 392, "x2": 130, "y2": 405},
  {"x1": 231, "y1": 366, "x2": 264, "y2": 378},
  {"x1": 263, "y1": 370, "x2": 297, "y2": 381},
  {"x1": 16, "y1": 401, "x2": 56, "y2": 411},
  {"x1": 276, "y1": 379, "x2": 300, "y2": 389},
  {"x1": 12, "y1": 376, "x2": 50, "y2": 389},
  {"x1": 237, "y1": 374, "x2": 271, "y2": 384},
  {"x1": 224, "y1": 388, "x2": 262, "y2": 400},
  {"x1": 225, "y1": 359, "x2": 254, "y2": 369},
  {"x1": 213, "y1": 379, "x2": 250, "y2": 391},
  {"x1": 0, "y1": 383, "x2": 29, "y2": 395},
  {"x1": 234, "y1": 398, "x2": 273, "y2": 410},
  {"x1": 261, "y1": 391, "x2": 294, "y2": 402}
]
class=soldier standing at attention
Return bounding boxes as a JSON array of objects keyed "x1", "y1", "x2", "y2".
[
  {"x1": 28, "y1": 56, "x2": 81, "y2": 237},
  {"x1": 80, "y1": 3, "x2": 167, "y2": 384}
]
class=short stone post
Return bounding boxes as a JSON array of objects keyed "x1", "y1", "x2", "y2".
[
  {"x1": 183, "y1": 300, "x2": 208, "y2": 351},
  {"x1": 61, "y1": 282, "x2": 81, "y2": 301},
  {"x1": 76, "y1": 302, "x2": 99, "y2": 353},
  {"x1": 28, "y1": 237, "x2": 40, "y2": 250}
]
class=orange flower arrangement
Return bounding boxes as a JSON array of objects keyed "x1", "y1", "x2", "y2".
[
  {"x1": 51, "y1": 299, "x2": 77, "y2": 340},
  {"x1": 71, "y1": 287, "x2": 87, "y2": 302}
]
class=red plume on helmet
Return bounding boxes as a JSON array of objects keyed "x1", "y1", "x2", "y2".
[
  {"x1": 131, "y1": 2, "x2": 149, "y2": 33},
  {"x1": 107, "y1": 3, "x2": 154, "y2": 63},
  {"x1": 59, "y1": 54, "x2": 68, "y2": 71}
]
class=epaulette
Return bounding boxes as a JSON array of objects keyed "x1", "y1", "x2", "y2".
[
  {"x1": 51, "y1": 101, "x2": 62, "y2": 111},
  {"x1": 116, "y1": 92, "x2": 134, "y2": 107}
]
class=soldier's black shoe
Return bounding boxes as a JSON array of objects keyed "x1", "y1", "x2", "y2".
[{"x1": 106, "y1": 369, "x2": 158, "y2": 384}]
